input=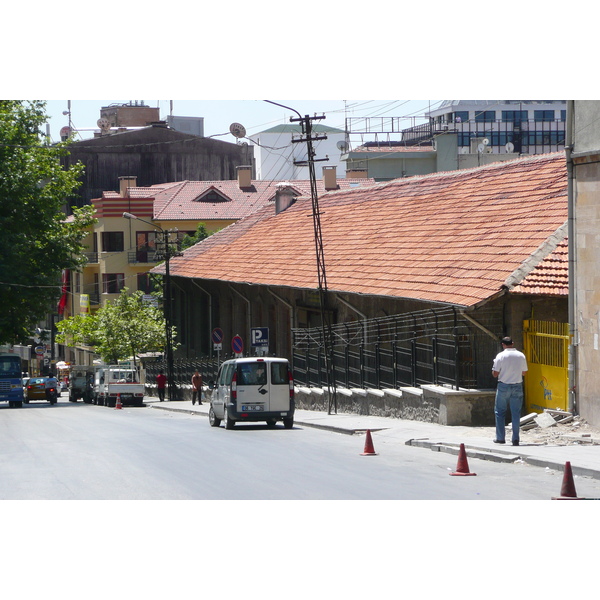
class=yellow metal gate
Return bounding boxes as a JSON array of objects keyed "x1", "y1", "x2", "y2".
[{"x1": 522, "y1": 320, "x2": 569, "y2": 413}]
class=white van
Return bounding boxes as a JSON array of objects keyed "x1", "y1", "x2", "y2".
[{"x1": 208, "y1": 357, "x2": 294, "y2": 429}]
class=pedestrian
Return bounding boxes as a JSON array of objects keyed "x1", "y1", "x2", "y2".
[
  {"x1": 191, "y1": 370, "x2": 203, "y2": 405},
  {"x1": 492, "y1": 336, "x2": 528, "y2": 446},
  {"x1": 156, "y1": 370, "x2": 167, "y2": 402}
]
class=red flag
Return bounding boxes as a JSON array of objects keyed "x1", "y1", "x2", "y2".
[{"x1": 57, "y1": 269, "x2": 69, "y2": 315}]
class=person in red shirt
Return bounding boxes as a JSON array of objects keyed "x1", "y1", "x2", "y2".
[{"x1": 156, "y1": 371, "x2": 167, "y2": 401}]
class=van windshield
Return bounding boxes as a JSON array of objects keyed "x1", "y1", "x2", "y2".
[{"x1": 237, "y1": 363, "x2": 267, "y2": 386}]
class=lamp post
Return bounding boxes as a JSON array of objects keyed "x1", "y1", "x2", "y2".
[{"x1": 123, "y1": 212, "x2": 180, "y2": 401}]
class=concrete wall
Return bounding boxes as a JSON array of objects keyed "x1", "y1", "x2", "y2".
[
  {"x1": 293, "y1": 385, "x2": 496, "y2": 426},
  {"x1": 572, "y1": 104, "x2": 600, "y2": 425}
]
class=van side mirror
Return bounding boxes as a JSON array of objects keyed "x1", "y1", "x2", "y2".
[{"x1": 208, "y1": 380, "x2": 215, "y2": 389}]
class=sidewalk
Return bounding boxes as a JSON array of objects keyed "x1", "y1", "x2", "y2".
[{"x1": 146, "y1": 397, "x2": 600, "y2": 481}]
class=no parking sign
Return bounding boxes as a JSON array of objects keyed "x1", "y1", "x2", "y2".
[{"x1": 232, "y1": 335, "x2": 244, "y2": 356}]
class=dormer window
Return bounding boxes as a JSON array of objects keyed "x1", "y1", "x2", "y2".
[{"x1": 194, "y1": 188, "x2": 230, "y2": 203}]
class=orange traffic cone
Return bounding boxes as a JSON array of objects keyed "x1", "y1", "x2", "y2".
[
  {"x1": 450, "y1": 443, "x2": 477, "y2": 476},
  {"x1": 552, "y1": 461, "x2": 583, "y2": 500},
  {"x1": 115, "y1": 393, "x2": 122, "y2": 410},
  {"x1": 360, "y1": 429, "x2": 377, "y2": 455}
]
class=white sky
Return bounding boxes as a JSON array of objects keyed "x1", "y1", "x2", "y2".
[{"x1": 41, "y1": 99, "x2": 440, "y2": 144}]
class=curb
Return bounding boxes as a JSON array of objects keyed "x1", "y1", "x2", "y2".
[{"x1": 406, "y1": 438, "x2": 600, "y2": 480}]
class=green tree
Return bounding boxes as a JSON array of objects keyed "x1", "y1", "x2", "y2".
[
  {"x1": 180, "y1": 222, "x2": 211, "y2": 250},
  {"x1": 56, "y1": 289, "x2": 176, "y2": 366},
  {"x1": 0, "y1": 100, "x2": 96, "y2": 344}
]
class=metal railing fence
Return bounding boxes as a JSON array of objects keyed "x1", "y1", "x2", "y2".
[{"x1": 291, "y1": 306, "x2": 501, "y2": 391}]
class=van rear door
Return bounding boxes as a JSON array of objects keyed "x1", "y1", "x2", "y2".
[
  {"x1": 236, "y1": 361, "x2": 269, "y2": 413},
  {"x1": 268, "y1": 361, "x2": 291, "y2": 412}
]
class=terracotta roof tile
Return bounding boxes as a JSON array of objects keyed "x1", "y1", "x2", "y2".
[
  {"x1": 108, "y1": 178, "x2": 375, "y2": 222},
  {"x1": 157, "y1": 153, "x2": 568, "y2": 307}
]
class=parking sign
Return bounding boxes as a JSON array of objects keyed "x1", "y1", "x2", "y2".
[{"x1": 251, "y1": 327, "x2": 269, "y2": 347}]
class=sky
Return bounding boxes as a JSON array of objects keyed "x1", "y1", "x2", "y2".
[{"x1": 41, "y1": 99, "x2": 441, "y2": 145}]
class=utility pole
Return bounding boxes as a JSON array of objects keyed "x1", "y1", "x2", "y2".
[
  {"x1": 123, "y1": 212, "x2": 182, "y2": 401},
  {"x1": 265, "y1": 101, "x2": 338, "y2": 414}
]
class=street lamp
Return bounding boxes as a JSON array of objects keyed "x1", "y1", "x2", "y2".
[{"x1": 123, "y1": 212, "x2": 180, "y2": 401}]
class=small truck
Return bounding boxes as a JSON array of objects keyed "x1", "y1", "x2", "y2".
[
  {"x1": 68, "y1": 365, "x2": 95, "y2": 403},
  {"x1": 93, "y1": 365, "x2": 145, "y2": 407}
]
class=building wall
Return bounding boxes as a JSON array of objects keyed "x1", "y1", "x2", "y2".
[
  {"x1": 571, "y1": 101, "x2": 600, "y2": 424},
  {"x1": 63, "y1": 125, "x2": 255, "y2": 206},
  {"x1": 249, "y1": 129, "x2": 348, "y2": 180},
  {"x1": 169, "y1": 276, "x2": 565, "y2": 372}
]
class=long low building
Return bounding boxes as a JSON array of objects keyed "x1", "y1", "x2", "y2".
[{"x1": 153, "y1": 152, "x2": 569, "y2": 417}]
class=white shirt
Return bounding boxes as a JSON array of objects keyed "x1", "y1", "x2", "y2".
[{"x1": 492, "y1": 347, "x2": 528, "y2": 384}]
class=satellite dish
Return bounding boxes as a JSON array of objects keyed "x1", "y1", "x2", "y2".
[
  {"x1": 505, "y1": 142, "x2": 515, "y2": 153},
  {"x1": 337, "y1": 140, "x2": 349, "y2": 152},
  {"x1": 482, "y1": 138, "x2": 489, "y2": 146},
  {"x1": 460, "y1": 147, "x2": 469, "y2": 154},
  {"x1": 477, "y1": 143, "x2": 485, "y2": 153},
  {"x1": 229, "y1": 122, "x2": 246, "y2": 138},
  {"x1": 97, "y1": 117, "x2": 111, "y2": 133}
]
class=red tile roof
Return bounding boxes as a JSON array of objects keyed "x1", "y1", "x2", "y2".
[
  {"x1": 132, "y1": 178, "x2": 376, "y2": 222},
  {"x1": 512, "y1": 237, "x2": 568, "y2": 296},
  {"x1": 157, "y1": 153, "x2": 569, "y2": 307}
]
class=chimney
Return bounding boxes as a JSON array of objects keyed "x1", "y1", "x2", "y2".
[
  {"x1": 119, "y1": 176, "x2": 137, "y2": 197},
  {"x1": 346, "y1": 168, "x2": 368, "y2": 179},
  {"x1": 275, "y1": 184, "x2": 296, "y2": 214},
  {"x1": 323, "y1": 165, "x2": 338, "y2": 191},
  {"x1": 237, "y1": 165, "x2": 252, "y2": 189}
]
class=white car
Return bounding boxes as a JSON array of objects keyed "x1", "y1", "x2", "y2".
[{"x1": 208, "y1": 357, "x2": 294, "y2": 429}]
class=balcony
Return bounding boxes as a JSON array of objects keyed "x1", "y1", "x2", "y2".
[
  {"x1": 84, "y1": 252, "x2": 98, "y2": 263},
  {"x1": 127, "y1": 250, "x2": 158, "y2": 264}
]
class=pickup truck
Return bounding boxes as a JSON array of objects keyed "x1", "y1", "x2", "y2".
[{"x1": 93, "y1": 365, "x2": 145, "y2": 407}]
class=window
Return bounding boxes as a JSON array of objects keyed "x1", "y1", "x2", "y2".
[
  {"x1": 136, "y1": 231, "x2": 157, "y2": 262},
  {"x1": 502, "y1": 110, "x2": 528, "y2": 122},
  {"x1": 101, "y1": 231, "x2": 124, "y2": 253},
  {"x1": 454, "y1": 111, "x2": 469, "y2": 123},
  {"x1": 102, "y1": 273, "x2": 125, "y2": 294},
  {"x1": 237, "y1": 363, "x2": 267, "y2": 386},
  {"x1": 137, "y1": 273, "x2": 153, "y2": 294},
  {"x1": 271, "y1": 363, "x2": 289, "y2": 385},
  {"x1": 195, "y1": 190, "x2": 229, "y2": 203},
  {"x1": 534, "y1": 110, "x2": 555, "y2": 122},
  {"x1": 475, "y1": 110, "x2": 496, "y2": 122}
]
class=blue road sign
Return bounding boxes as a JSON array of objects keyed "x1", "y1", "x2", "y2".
[
  {"x1": 251, "y1": 327, "x2": 269, "y2": 347},
  {"x1": 232, "y1": 335, "x2": 244, "y2": 354}
]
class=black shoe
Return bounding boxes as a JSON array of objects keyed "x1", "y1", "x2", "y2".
[
  {"x1": 198, "y1": 402, "x2": 203, "y2": 405},
  {"x1": 493, "y1": 439, "x2": 505, "y2": 444},
  {"x1": 192, "y1": 401, "x2": 195, "y2": 405},
  {"x1": 512, "y1": 441, "x2": 519, "y2": 446}
]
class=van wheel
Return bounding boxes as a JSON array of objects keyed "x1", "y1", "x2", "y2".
[
  {"x1": 283, "y1": 417, "x2": 294, "y2": 429},
  {"x1": 266, "y1": 419, "x2": 277, "y2": 427},
  {"x1": 209, "y1": 406, "x2": 221, "y2": 427},
  {"x1": 224, "y1": 408, "x2": 235, "y2": 430}
]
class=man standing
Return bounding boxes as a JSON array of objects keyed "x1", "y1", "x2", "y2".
[
  {"x1": 156, "y1": 370, "x2": 167, "y2": 402},
  {"x1": 191, "y1": 370, "x2": 203, "y2": 405},
  {"x1": 492, "y1": 336, "x2": 528, "y2": 446}
]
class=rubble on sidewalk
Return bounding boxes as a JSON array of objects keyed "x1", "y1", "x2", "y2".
[{"x1": 510, "y1": 409, "x2": 600, "y2": 445}]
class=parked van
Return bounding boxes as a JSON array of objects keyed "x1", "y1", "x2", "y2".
[{"x1": 209, "y1": 357, "x2": 294, "y2": 429}]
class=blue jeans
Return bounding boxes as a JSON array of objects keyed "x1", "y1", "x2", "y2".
[{"x1": 494, "y1": 382, "x2": 523, "y2": 443}]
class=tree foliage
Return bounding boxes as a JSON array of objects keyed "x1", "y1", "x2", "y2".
[
  {"x1": 180, "y1": 222, "x2": 210, "y2": 250},
  {"x1": 56, "y1": 289, "x2": 176, "y2": 365},
  {"x1": 0, "y1": 100, "x2": 96, "y2": 344}
]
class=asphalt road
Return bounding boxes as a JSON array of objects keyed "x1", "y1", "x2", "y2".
[{"x1": 4, "y1": 393, "x2": 600, "y2": 500}]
